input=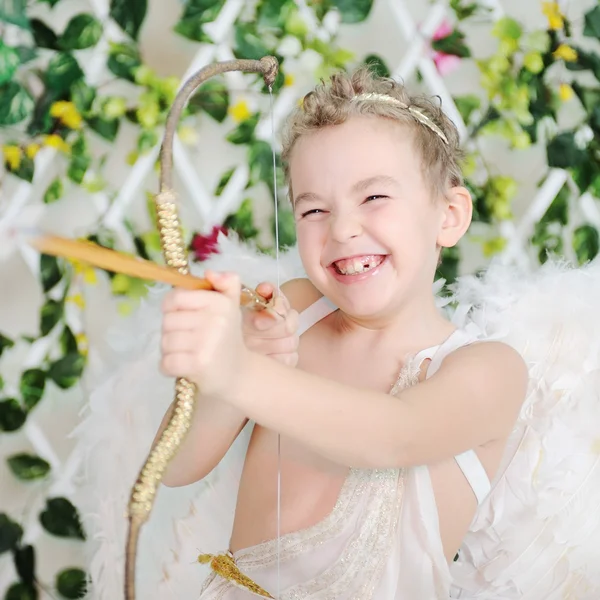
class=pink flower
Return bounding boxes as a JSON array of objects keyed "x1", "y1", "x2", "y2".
[
  {"x1": 431, "y1": 20, "x2": 462, "y2": 77},
  {"x1": 190, "y1": 225, "x2": 227, "y2": 261}
]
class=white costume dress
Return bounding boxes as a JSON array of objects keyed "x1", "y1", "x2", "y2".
[
  {"x1": 198, "y1": 297, "x2": 489, "y2": 599},
  {"x1": 72, "y1": 237, "x2": 600, "y2": 600}
]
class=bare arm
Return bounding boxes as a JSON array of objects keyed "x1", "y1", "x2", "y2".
[
  {"x1": 226, "y1": 341, "x2": 528, "y2": 469},
  {"x1": 158, "y1": 277, "x2": 316, "y2": 487}
]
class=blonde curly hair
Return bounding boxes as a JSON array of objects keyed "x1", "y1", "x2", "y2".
[{"x1": 281, "y1": 68, "x2": 464, "y2": 201}]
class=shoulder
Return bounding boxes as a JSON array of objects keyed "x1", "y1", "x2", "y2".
[
  {"x1": 281, "y1": 278, "x2": 323, "y2": 313},
  {"x1": 436, "y1": 339, "x2": 529, "y2": 416}
]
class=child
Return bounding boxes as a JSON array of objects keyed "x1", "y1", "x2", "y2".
[{"x1": 156, "y1": 68, "x2": 529, "y2": 598}]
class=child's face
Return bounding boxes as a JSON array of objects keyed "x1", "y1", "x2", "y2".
[{"x1": 289, "y1": 116, "x2": 456, "y2": 320}]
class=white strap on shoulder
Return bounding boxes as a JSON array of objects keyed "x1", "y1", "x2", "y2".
[
  {"x1": 454, "y1": 449, "x2": 492, "y2": 505},
  {"x1": 297, "y1": 296, "x2": 337, "y2": 336},
  {"x1": 424, "y1": 329, "x2": 492, "y2": 505}
]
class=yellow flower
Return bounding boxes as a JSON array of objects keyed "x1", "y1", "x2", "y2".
[
  {"x1": 284, "y1": 73, "x2": 295, "y2": 87},
  {"x1": 68, "y1": 259, "x2": 97, "y2": 284},
  {"x1": 542, "y1": 2, "x2": 564, "y2": 30},
  {"x1": 75, "y1": 333, "x2": 89, "y2": 356},
  {"x1": 2, "y1": 145, "x2": 22, "y2": 170},
  {"x1": 67, "y1": 293, "x2": 86, "y2": 309},
  {"x1": 43, "y1": 134, "x2": 70, "y2": 154},
  {"x1": 483, "y1": 236, "x2": 507, "y2": 257},
  {"x1": 553, "y1": 44, "x2": 578, "y2": 62},
  {"x1": 229, "y1": 99, "x2": 251, "y2": 123},
  {"x1": 559, "y1": 83, "x2": 574, "y2": 101},
  {"x1": 177, "y1": 125, "x2": 198, "y2": 145},
  {"x1": 25, "y1": 143, "x2": 40, "y2": 159},
  {"x1": 50, "y1": 101, "x2": 83, "y2": 129}
]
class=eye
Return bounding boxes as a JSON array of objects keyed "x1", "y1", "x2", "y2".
[
  {"x1": 300, "y1": 208, "x2": 325, "y2": 218},
  {"x1": 364, "y1": 195, "x2": 388, "y2": 203}
]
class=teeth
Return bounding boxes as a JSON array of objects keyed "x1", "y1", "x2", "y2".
[{"x1": 334, "y1": 255, "x2": 383, "y2": 275}]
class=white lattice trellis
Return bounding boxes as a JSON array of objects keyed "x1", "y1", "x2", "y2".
[{"x1": 2, "y1": 0, "x2": 600, "y2": 596}]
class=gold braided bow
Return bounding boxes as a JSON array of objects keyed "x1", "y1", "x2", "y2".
[{"x1": 124, "y1": 56, "x2": 280, "y2": 600}]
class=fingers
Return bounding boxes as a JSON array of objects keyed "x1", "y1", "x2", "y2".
[
  {"x1": 205, "y1": 270, "x2": 241, "y2": 303},
  {"x1": 255, "y1": 281, "x2": 276, "y2": 301},
  {"x1": 244, "y1": 332, "x2": 299, "y2": 355},
  {"x1": 243, "y1": 308, "x2": 299, "y2": 339}
]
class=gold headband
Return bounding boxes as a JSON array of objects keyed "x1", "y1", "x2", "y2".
[{"x1": 352, "y1": 92, "x2": 449, "y2": 145}]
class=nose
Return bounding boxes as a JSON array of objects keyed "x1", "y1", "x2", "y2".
[{"x1": 329, "y1": 209, "x2": 362, "y2": 243}]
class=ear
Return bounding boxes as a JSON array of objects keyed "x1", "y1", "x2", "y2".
[{"x1": 437, "y1": 186, "x2": 472, "y2": 248}]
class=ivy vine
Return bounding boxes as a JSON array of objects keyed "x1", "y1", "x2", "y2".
[{"x1": 1, "y1": 0, "x2": 600, "y2": 597}]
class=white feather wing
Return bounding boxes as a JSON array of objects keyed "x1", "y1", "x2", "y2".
[
  {"x1": 72, "y1": 236, "x2": 303, "y2": 600},
  {"x1": 448, "y1": 258, "x2": 600, "y2": 599}
]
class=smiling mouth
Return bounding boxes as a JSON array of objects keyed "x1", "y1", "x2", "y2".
[{"x1": 331, "y1": 255, "x2": 387, "y2": 275}]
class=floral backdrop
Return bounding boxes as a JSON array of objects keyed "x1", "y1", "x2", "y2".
[{"x1": 1, "y1": 0, "x2": 600, "y2": 598}]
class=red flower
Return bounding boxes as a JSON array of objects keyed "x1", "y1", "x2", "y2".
[{"x1": 190, "y1": 225, "x2": 227, "y2": 261}]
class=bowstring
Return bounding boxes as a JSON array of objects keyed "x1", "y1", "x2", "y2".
[{"x1": 268, "y1": 86, "x2": 282, "y2": 599}]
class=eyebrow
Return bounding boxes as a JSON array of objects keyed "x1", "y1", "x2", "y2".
[{"x1": 294, "y1": 175, "x2": 400, "y2": 206}]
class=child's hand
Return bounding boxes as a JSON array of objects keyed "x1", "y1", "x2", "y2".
[
  {"x1": 159, "y1": 270, "x2": 247, "y2": 398},
  {"x1": 242, "y1": 282, "x2": 299, "y2": 367}
]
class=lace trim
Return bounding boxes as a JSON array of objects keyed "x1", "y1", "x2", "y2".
[
  {"x1": 281, "y1": 469, "x2": 404, "y2": 600},
  {"x1": 235, "y1": 468, "x2": 365, "y2": 570}
]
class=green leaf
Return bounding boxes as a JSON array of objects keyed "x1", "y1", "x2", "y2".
[
  {"x1": 43, "y1": 179, "x2": 63, "y2": 205},
  {"x1": 214, "y1": 167, "x2": 235, "y2": 196},
  {"x1": 27, "y1": 89, "x2": 60, "y2": 136},
  {"x1": 0, "y1": 82, "x2": 33, "y2": 126},
  {"x1": 31, "y1": 18, "x2": 59, "y2": 49},
  {"x1": 273, "y1": 206, "x2": 296, "y2": 249},
  {"x1": 174, "y1": 0, "x2": 225, "y2": 42},
  {"x1": 107, "y1": 42, "x2": 141, "y2": 81},
  {"x1": 547, "y1": 133, "x2": 587, "y2": 169},
  {"x1": 450, "y1": 0, "x2": 480, "y2": 20},
  {"x1": 48, "y1": 352, "x2": 85, "y2": 389},
  {"x1": 87, "y1": 116, "x2": 120, "y2": 141},
  {"x1": 362, "y1": 53, "x2": 390, "y2": 78},
  {"x1": 0, "y1": 42, "x2": 21, "y2": 86},
  {"x1": 0, "y1": 514, "x2": 23, "y2": 554},
  {"x1": 40, "y1": 299, "x2": 63, "y2": 336},
  {"x1": 15, "y1": 46, "x2": 37, "y2": 64},
  {"x1": 0, "y1": 0, "x2": 29, "y2": 29},
  {"x1": 67, "y1": 133, "x2": 91, "y2": 184},
  {"x1": 60, "y1": 327, "x2": 78, "y2": 355},
  {"x1": 8, "y1": 454, "x2": 51, "y2": 481},
  {"x1": 20, "y1": 369, "x2": 47, "y2": 411},
  {"x1": 0, "y1": 333, "x2": 15, "y2": 357},
  {"x1": 226, "y1": 113, "x2": 259, "y2": 144},
  {"x1": 573, "y1": 224, "x2": 599, "y2": 264},
  {"x1": 257, "y1": 0, "x2": 291, "y2": 28},
  {"x1": 454, "y1": 94, "x2": 480, "y2": 123},
  {"x1": 39, "y1": 0, "x2": 62, "y2": 5},
  {"x1": 437, "y1": 245, "x2": 460, "y2": 285},
  {"x1": 4, "y1": 582, "x2": 37, "y2": 600},
  {"x1": 39, "y1": 251, "x2": 62, "y2": 293},
  {"x1": 5, "y1": 153, "x2": 34, "y2": 183},
  {"x1": 331, "y1": 0, "x2": 373, "y2": 23},
  {"x1": 248, "y1": 140, "x2": 275, "y2": 187},
  {"x1": 13, "y1": 545, "x2": 35, "y2": 586},
  {"x1": 234, "y1": 23, "x2": 271, "y2": 60},
  {"x1": 541, "y1": 183, "x2": 569, "y2": 226},
  {"x1": 39, "y1": 498, "x2": 85, "y2": 540},
  {"x1": 137, "y1": 129, "x2": 158, "y2": 153},
  {"x1": 224, "y1": 199, "x2": 258, "y2": 240},
  {"x1": 46, "y1": 53, "x2": 84, "y2": 92},
  {"x1": 189, "y1": 79, "x2": 229, "y2": 122},
  {"x1": 60, "y1": 14, "x2": 103, "y2": 50},
  {"x1": 70, "y1": 80, "x2": 96, "y2": 114},
  {"x1": 110, "y1": 0, "x2": 147, "y2": 41},
  {"x1": 431, "y1": 29, "x2": 471, "y2": 58},
  {"x1": 492, "y1": 16, "x2": 522, "y2": 40},
  {"x1": 583, "y1": 5, "x2": 600, "y2": 39},
  {"x1": 56, "y1": 568, "x2": 86, "y2": 599},
  {"x1": 0, "y1": 399, "x2": 27, "y2": 432}
]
